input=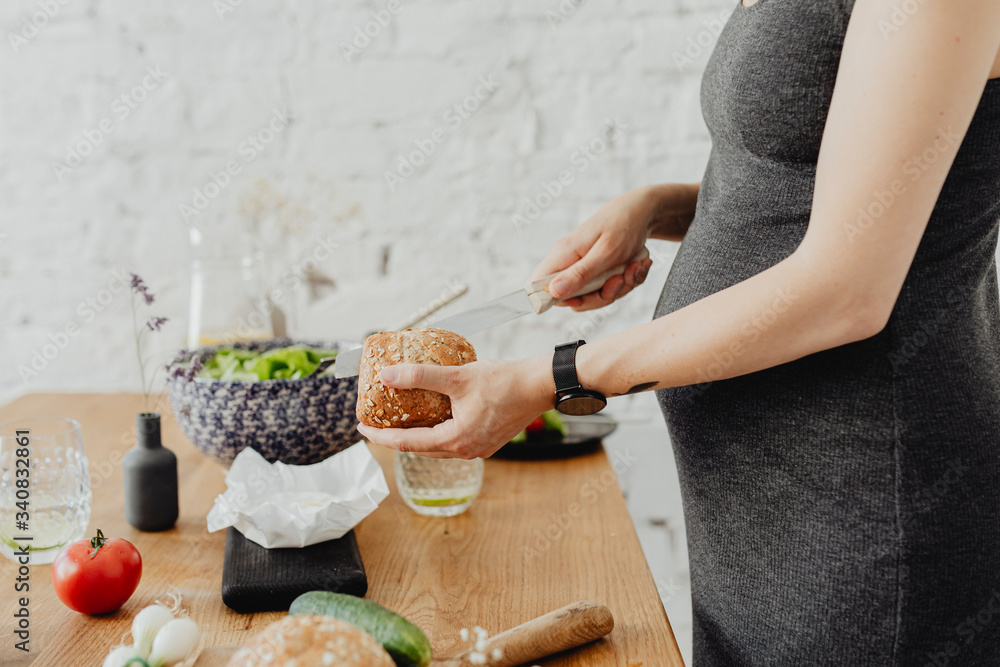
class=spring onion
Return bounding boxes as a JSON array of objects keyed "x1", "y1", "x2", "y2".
[
  {"x1": 104, "y1": 603, "x2": 199, "y2": 667},
  {"x1": 131, "y1": 604, "x2": 174, "y2": 659},
  {"x1": 102, "y1": 646, "x2": 139, "y2": 667},
  {"x1": 147, "y1": 617, "x2": 200, "y2": 667}
]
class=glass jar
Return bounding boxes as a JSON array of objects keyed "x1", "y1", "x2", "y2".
[
  {"x1": 187, "y1": 223, "x2": 273, "y2": 347},
  {"x1": 394, "y1": 452, "x2": 484, "y2": 517}
]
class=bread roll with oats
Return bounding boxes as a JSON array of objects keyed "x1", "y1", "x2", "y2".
[
  {"x1": 356, "y1": 328, "x2": 476, "y2": 429},
  {"x1": 227, "y1": 615, "x2": 394, "y2": 667}
]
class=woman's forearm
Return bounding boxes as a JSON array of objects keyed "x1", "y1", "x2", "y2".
[
  {"x1": 569, "y1": 248, "x2": 876, "y2": 397},
  {"x1": 644, "y1": 182, "x2": 701, "y2": 242}
]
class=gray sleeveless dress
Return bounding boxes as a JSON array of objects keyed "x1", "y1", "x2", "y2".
[{"x1": 653, "y1": 1, "x2": 1000, "y2": 665}]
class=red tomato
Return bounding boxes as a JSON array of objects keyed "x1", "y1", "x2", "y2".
[
  {"x1": 51, "y1": 529, "x2": 142, "y2": 615},
  {"x1": 525, "y1": 416, "x2": 546, "y2": 433}
]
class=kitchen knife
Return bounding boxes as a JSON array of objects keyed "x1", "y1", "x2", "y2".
[{"x1": 333, "y1": 246, "x2": 650, "y2": 378}]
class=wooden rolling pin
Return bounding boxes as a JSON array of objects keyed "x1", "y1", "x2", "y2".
[
  {"x1": 436, "y1": 600, "x2": 614, "y2": 666},
  {"x1": 192, "y1": 600, "x2": 614, "y2": 666}
]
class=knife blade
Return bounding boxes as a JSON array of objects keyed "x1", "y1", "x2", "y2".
[{"x1": 333, "y1": 246, "x2": 649, "y2": 378}]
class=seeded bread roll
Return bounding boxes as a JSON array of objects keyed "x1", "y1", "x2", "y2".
[
  {"x1": 357, "y1": 328, "x2": 476, "y2": 429},
  {"x1": 227, "y1": 615, "x2": 394, "y2": 667}
]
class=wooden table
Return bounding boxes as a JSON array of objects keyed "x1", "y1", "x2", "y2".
[{"x1": 0, "y1": 393, "x2": 683, "y2": 666}]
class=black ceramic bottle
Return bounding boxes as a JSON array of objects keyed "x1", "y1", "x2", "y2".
[{"x1": 123, "y1": 413, "x2": 179, "y2": 531}]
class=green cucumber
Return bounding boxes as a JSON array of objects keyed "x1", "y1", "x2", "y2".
[{"x1": 289, "y1": 591, "x2": 432, "y2": 667}]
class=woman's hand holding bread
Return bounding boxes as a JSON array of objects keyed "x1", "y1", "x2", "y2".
[{"x1": 355, "y1": 328, "x2": 554, "y2": 459}]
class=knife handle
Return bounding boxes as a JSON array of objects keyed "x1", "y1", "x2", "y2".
[{"x1": 525, "y1": 246, "x2": 650, "y2": 314}]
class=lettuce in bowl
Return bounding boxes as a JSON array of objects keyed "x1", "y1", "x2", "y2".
[{"x1": 198, "y1": 345, "x2": 339, "y2": 382}]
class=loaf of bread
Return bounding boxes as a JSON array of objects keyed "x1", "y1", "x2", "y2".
[
  {"x1": 227, "y1": 615, "x2": 394, "y2": 667},
  {"x1": 357, "y1": 328, "x2": 476, "y2": 429}
]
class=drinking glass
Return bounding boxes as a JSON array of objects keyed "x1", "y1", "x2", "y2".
[
  {"x1": 187, "y1": 222, "x2": 274, "y2": 347},
  {"x1": 395, "y1": 452, "x2": 484, "y2": 517},
  {"x1": 188, "y1": 256, "x2": 273, "y2": 346},
  {"x1": 0, "y1": 418, "x2": 92, "y2": 564}
]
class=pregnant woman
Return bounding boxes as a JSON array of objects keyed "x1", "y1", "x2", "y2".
[{"x1": 358, "y1": 1, "x2": 1000, "y2": 663}]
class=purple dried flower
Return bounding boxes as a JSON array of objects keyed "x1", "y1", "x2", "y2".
[
  {"x1": 145, "y1": 316, "x2": 169, "y2": 332},
  {"x1": 167, "y1": 349, "x2": 189, "y2": 368},
  {"x1": 129, "y1": 272, "x2": 155, "y2": 305},
  {"x1": 185, "y1": 355, "x2": 204, "y2": 381},
  {"x1": 166, "y1": 349, "x2": 201, "y2": 382},
  {"x1": 128, "y1": 272, "x2": 170, "y2": 411}
]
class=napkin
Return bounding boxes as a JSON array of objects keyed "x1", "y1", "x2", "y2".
[{"x1": 206, "y1": 442, "x2": 389, "y2": 548}]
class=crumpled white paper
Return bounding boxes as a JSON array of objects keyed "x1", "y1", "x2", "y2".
[{"x1": 206, "y1": 442, "x2": 389, "y2": 548}]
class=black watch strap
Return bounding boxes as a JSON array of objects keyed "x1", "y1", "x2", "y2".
[
  {"x1": 553, "y1": 340, "x2": 586, "y2": 393},
  {"x1": 552, "y1": 341, "x2": 607, "y2": 415}
]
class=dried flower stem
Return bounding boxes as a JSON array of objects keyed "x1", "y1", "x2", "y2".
[
  {"x1": 130, "y1": 291, "x2": 151, "y2": 412},
  {"x1": 128, "y1": 272, "x2": 168, "y2": 413}
]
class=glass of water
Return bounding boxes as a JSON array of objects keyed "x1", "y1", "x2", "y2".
[
  {"x1": 395, "y1": 452, "x2": 484, "y2": 517},
  {"x1": 0, "y1": 418, "x2": 92, "y2": 564}
]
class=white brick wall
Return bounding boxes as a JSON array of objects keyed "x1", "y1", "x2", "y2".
[{"x1": 1, "y1": 1, "x2": 741, "y2": 660}]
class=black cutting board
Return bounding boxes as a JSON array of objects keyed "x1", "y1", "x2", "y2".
[{"x1": 221, "y1": 527, "x2": 367, "y2": 613}]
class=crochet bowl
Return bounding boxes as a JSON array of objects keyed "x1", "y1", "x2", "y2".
[{"x1": 167, "y1": 338, "x2": 360, "y2": 466}]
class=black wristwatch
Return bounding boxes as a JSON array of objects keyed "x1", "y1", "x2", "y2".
[{"x1": 552, "y1": 340, "x2": 607, "y2": 415}]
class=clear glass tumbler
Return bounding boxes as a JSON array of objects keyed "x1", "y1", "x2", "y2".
[
  {"x1": 395, "y1": 452, "x2": 484, "y2": 517},
  {"x1": 0, "y1": 418, "x2": 92, "y2": 564}
]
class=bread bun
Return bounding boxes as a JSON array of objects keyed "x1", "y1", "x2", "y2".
[
  {"x1": 227, "y1": 615, "x2": 394, "y2": 667},
  {"x1": 357, "y1": 328, "x2": 476, "y2": 429}
]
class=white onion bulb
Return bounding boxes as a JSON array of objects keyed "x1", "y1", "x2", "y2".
[
  {"x1": 148, "y1": 617, "x2": 200, "y2": 667},
  {"x1": 102, "y1": 646, "x2": 140, "y2": 667},
  {"x1": 132, "y1": 605, "x2": 175, "y2": 659}
]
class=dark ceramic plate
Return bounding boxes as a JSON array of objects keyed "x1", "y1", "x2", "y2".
[{"x1": 493, "y1": 414, "x2": 618, "y2": 460}]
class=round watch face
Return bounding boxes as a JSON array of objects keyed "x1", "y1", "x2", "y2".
[{"x1": 556, "y1": 393, "x2": 607, "y2": 416}]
